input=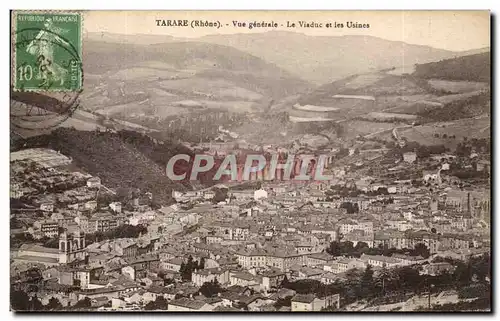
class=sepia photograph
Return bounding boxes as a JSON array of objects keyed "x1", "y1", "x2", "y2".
[{"x1": 9, "y1": 10, "x2": 491, "y2": 312}]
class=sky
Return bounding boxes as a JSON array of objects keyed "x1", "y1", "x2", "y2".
[{"x1": 83, "y1": 11, "x2": 490, "y2": 52}]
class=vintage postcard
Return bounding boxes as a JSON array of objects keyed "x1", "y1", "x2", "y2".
[{"x1": 10, "y1": 10, "x2": 491, "y2": 312}]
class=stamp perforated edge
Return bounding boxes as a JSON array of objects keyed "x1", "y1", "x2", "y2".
[{"x1": 11, "y1": 10, "x2": 84, "y2": 93}]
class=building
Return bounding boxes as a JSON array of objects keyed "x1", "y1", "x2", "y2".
[
  {"x1": 261, "y1": 270, "x2": 286, "y2": 291},
  {"x1": 15, "y1": 244, "x2": 60, "y2": 267},
  {"x1": 33, "y1": 220, "x2": 60, "y2": 238},
  {"x1": 421, "y1": 262, "x2": 456, "y2": 276},
  {"x1": 161, "y1": 258, "x2": 183, "y2": 272},
  {"x1": 360, "y1": 254, "x2": 400, "y2": 268},
  {"x1": 16, "y1": 231, "x2": 87, "y2": 266},
  {"x1": 59, "y1": 230, "x2": 87, "y2": 264},
  {"x1": 339, "y1": 220, "x2": 373, "y2": 235},
  {"x1": 291, "y1": 294, "x2": 338, "y2": 312},
  {"x1": 306, "y1": 253, "x2": 335, "y2": 267},
  {"x1": 87, "y1": 177, "x2": 101, "y2": 189},
  {"x1": 168, "y1": 298, "x2": 214, "y2": 311},
  {"x1": 326, "y1": 258, "x2": 366, "y2": 274},
  {"x1": 254, "y1": 189, "x2": 268, "y2": 201},
  {"x1": 191, "y1": 268, "x2": 230, "y2": 287},
  {"x1": 109, "y1": 202, "x2": 122, "y2": 213},
  {"x1": 40, "y1": 202, "x2": 54, "y2": 212},
  {"x1": 403, "y1": 152, "x2": 417, "y2": 164},
  {"x1": 88, "y1": 213, "x2": 119, "y2": 233}
]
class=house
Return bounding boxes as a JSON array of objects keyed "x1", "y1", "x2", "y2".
[
  {"x1": 121, "y1": 266, "x2": 135, "y2": 280},
  {"x1": 290, "y1": 294, "x2": 330, "y2": 312},
  {"x1": 421, "y1": 262, "x2": 456, "y2": 276},
  {"x1": 295, "y1": 267, "x2": 323, "y2": 280},
  {"x1": 423, "y1": 170, "x2": 440, "y2": 184},
  {"x1": 91, "y1": 296, "x2": 110, "y2": 308},
  {"x1": 321, "y1": 272, "x2": 339, "y2": 285},
  {"x1": 391, "y1": 254, "x2": 426, "y2": 266},
  {"x1": 360, "y1": 254, "x2": 400, "y2": 268},
  {"x1": 111, "y1": 298, "x2": 126, "y2": 310},
  {"x1": 33, "y1": 220, "x2": 59, "y2": 238},
  {"x1": 260, "y1": 269, "x2": 286, "y2": 291},
  {"x1": 87, "y1": 177, "x2": 101, "y2": 189},
  {"x1": 477, "y1": 160, "x2": 490, "y2": 172},
  {"x1": 40, "y1": 202, "x2": 54, "y2": 212},
  {"x1": 246, "y1": 296, "x2": 276, "y2": 311},
  {"x1": 326, "y1": 258, "x2": 366, "y2": 274},
  {"x1": 343, "y1": 230, "x2": 374, "y2": 247},
  {"x1": 403, "y1": 152, "x2": 417, "y2": 164},
  {"x1": 167, "y1": 297, "x2": 214, "y2": 311},
  {"x1": 109, "y1": 202, "x2": 122, "y2": 213},
  {"x1": 127, "y1": 254, "x2": 160, "y2": 279},
  {"x1": 229, "y1": 271, "x2": 262, "y2": 289},
  {"x1": 160, "y1": 258, "x2": 183, "y2": 272},
  {"x1": 225, "y1": 285, "x2": 253, "y2": 296},
  {"x1": 269, "y1": 288, "x2": 296, "y2": 301},
  {"x1": 143, "y1": 286, "x2": 170, "y2": 302},
  {"x1": 191, "y1": 268, "x2": 230, "y2": 287},
  {"x1": 339, "y1": 220, "x2": 373, "y2": 235}
]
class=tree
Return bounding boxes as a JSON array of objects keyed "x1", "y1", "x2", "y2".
[
  {"x1": 73, "y1": 297, "x2": 91, "y2": 309},
  {"x1": 326, "y1": 241, "x2": 341, "y2": 256},
  {"x1": 354, "y1": 241, "x2": 369, "y2": 252},
  {"x1": 199, "y1": 280, "x2": 223, "y2": 298},
  {"x1": 453, "y1": 261, "x2": 473, "y2": 285},
  {"x1": 212, "y1": 187, "x2": 228, "y2": 203},
  {"x1": 360, "y1": 264, "x2": 375, "y2": 298},
  {"x1": 375, "y1": 266, "x2": 394, "y2": 295},
  {"x1": 11, "y1": 290, "x2": 30, "y2": 311},
  {"x1": 412, "y1": 243, "x2": 430, "y2": 259},
  {"x1": 45, "y1": 297, "x2": 63, "y2": 311},
  {"x1": 340, "y1": 202, "x2": 359, "y2": 214},
  {"x1": 361, "y1": 264, "x2": 374, "y2": 282},
  {"x1": 43, "y1": 238, "x2": 59, "y2": 248},
  {"x1": 274, "y1": 296, "x2": 292, "y2": 309},
  {"x1": 395, "y1": 266, "x2": 422, "y2": 290},
  {"x1": 344, "y1": 268, "x2": 363, "y2": 300},
  {"x1": 198, "y1": 257, "x2": 205, "y2": 270},
  {"x1": 179, "y1": 262, "x2": 188, "y2": 281},
  {"x1": 180, "y1": 255, "x2": 197, "y2": 281},
  {"x1": 280, "y1": 275, "x2": 289, "y2": 287},
  {"x1": 471, "y1": 253, "x2": 490, "y2": 282},
  {"x1": 144, "y1": 296, "x2": 168, "y2": 310}
]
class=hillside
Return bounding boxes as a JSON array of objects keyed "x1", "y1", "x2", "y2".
[
  {"x1": 290, "y1": 52, "x2": 490, "y2": 123},
  {"x1": 82, "y1": 39, "x2": 312, "y2": 119},
  {"x1": 198, "y1": 32, "x2": 457, "y2": 84},
  {"x1": 11, "y1": 128, "x2": 193, "y2": 204},
  {"x1": 412, "y1": 52, "x2": 490, "y2": 82}
]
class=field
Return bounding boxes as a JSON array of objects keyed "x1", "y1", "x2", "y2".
[
  {"x1": 362, "y1": 112, "x2": 418, "y2": 122},
  {"x1": 428, "y1": 79, "x2": 489, "y2": 93},
  {"x1": 342, "y1": 120, "x2": 399, "y2": 139},
  {"x1": 397, "y1": 116, "x2": 490, "y2": 147}
]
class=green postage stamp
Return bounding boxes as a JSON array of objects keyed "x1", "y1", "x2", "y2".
[{"x1": 13, "y1": 11, "x2": 82, "y2": 91}]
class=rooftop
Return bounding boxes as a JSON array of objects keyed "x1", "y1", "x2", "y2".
[
  {"x1": 292, "y1": 293, "x2": 316, "y2": 304},
  {"x1": 169, "y1": 297, "x2": 207, "y2": 310}
]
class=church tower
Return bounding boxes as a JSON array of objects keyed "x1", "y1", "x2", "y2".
[
  {"x1": 58, "y1": 230, "x2": 87, "y2": 265},
  {"x1": 58, "y1": 231, "x2": 70, "y2": 264}
]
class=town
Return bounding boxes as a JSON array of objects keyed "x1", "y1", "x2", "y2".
[{"x1": 10, "y1": 133, "x2": 491, "y2": 311}]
